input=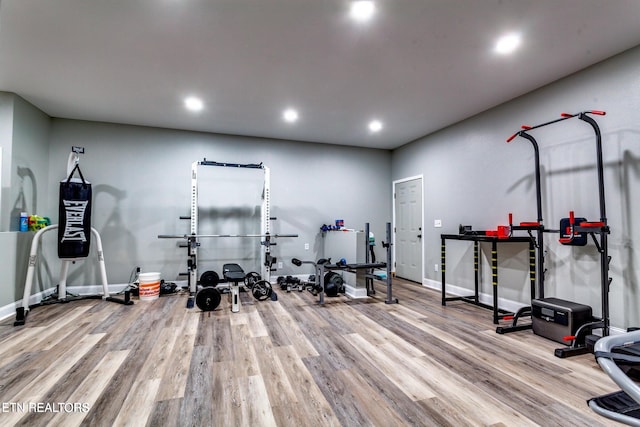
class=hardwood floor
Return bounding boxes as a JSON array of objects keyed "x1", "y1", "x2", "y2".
[{"x1": 0, "y1": 279, "x2": 622, "y2": 426}]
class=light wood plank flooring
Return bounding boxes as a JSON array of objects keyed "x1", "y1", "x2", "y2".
[{"x1": 0, "y1": 279, "x2": 622, "y2": 426}]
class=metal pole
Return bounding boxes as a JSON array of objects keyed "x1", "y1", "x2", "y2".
[
  {"x1": 579, "y1": 112, "x2": 609, "y2": 337},
  {"x1": 385, "y1": 222, "x2": 397, "y2": 304},
  {"x1": 365, "y1": 222, "x2": 373, "y2": 295},
  {"x1": 189, "y1": 161, "x2": 199, "y2": 295},
  {"x1": 262, "y1": 165, "x2": 271, "y2": 282},
  {"x1": 510, "y1": 131, "x2": 545, "y2": 299},
  {"x1": 318, "y1": 263, "x2": 325, "y2": 305}
]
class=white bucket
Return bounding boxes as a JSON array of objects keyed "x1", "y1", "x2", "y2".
[{"x1": 138, "y1": 272, "x2": 161, "y2": 301}]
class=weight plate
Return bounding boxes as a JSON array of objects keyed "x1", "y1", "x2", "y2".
[
  {"x1": 195, "y1": 287, "x2": 221, "y2": 311},
  {"x1": 324, "y1": 272, "x2": 343, "y2": 297},
  {"x1": 244, "y1": 271, "x2": 261, "y2": 289},
  {"x1": 200, "y1": 270, "x2": 219, "y2": 287},
  {"x1": 252, "y1": 280, "x2": 273, "y2": 301}
]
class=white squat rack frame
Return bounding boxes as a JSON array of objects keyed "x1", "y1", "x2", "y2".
[
  {"x1": 188, "y1": 159, "x2": 272, "y2": 293},
  {"x1": 157, "y1": 159, "x2": 298, "y2": 302}
]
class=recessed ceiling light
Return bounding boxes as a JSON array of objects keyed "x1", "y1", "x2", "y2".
[
  {"x1": 283, "y1": 108, "x2": 299, "y2": 123},
  {"x1": 494, "y1": 33, "x2": 521, "y2": 55},
  {"x1": 350, "y1": 1, "x2": 375, "y2": 22},
  {"x1": 184, "y1": 96, "x2": 203, "y2": 112},
  {"x1": 369, "y1": 120, "x2": 383, "y2": 132}
]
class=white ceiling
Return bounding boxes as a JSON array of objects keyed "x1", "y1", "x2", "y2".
[{"x1": 1, "y1": 1, "x2": 640, "y2": 150}]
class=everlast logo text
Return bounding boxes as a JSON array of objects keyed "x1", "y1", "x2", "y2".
[{"x1": 61, "y1": 200, "x2": 88, "y2": 242}]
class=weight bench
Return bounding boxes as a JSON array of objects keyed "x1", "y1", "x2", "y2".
[{"x1": 223, "y1": 263, "x2": 245, "y2": 313}]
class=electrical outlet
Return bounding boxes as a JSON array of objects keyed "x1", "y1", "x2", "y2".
[
  {"x1": 434, "y1": 219, "x2": 442, "y2": 228},
  {"x1": 434, "y1": 264, "x2": 439, "y2": 272},
  {"x1": 304, "y1": 243, "x2": 310, "y2": 250}
]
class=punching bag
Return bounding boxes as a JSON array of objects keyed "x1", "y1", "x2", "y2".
[{"x1": 58, "y1": 164, "x2": 92, "y2": 258}]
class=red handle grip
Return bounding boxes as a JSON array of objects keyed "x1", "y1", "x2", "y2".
[
  {"x1": 520, "y1": 222, "x2": 540, "y2": 227},
  {"x1": 506, "y1": 133, "x2": 517, "y2": 143},
  {"x1": 569, "y1": 211, "x2": 575, "y2": 225},
  {"x1": 508, "y1": 213, "x2": 513, "y2": 225},
  {"x1": 561, "y1": 112, "x2": 574, "y2": 118},
  {"x1": 589, "y1": 110, "x2": 606, "y2": 116},
  {"x1": 580, "y1": 221, "x2": 605, "y2": 228}
]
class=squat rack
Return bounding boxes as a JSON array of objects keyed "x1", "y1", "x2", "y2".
[{"x1": 159, "y1": 159, "x2": 297, "y2": 307}]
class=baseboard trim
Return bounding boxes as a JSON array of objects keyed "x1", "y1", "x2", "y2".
[
  {"x1": 0, "y1": 283, "x2": 131, "y2": 322},
  {"x1": 422, "y1": 278, "x2": 630, "y2": 335},
  {"x1": 423, "y1": 277, "x2": 527, "y2": 314}
]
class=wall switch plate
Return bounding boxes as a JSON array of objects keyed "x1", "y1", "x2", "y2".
[
  {"x1": 278, "y1": 262, "x2": 283, "y2": 269},
  {"x1": 434, "y1": 219, "x2": 442, "y2": 228},
  {"x1": 434, "y1": 264, "x2": 439, "y2": 272},
  {"x1": 304, "y1": 243, "x2": 310, "y2": 250}
]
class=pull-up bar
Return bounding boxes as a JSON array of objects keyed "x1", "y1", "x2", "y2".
[
  {"x1": 507, "y1": 110, "x2": 607, "y2": 223},
  {"x1": 506, "y1": 110, "x2": 606, "y2": 142},
  {"x1": 199, "y1": 159, "x2": 264, "y2": 169}
]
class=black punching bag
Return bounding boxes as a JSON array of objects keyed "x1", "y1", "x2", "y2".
[{"x1": 58, "y1": 164, "x2": 92, "y2": 258}]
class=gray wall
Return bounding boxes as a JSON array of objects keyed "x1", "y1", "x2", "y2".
[
  {"x1": 392, "y1": 45, "x2": 640, "y2": 330},
  {"x1": 0, "y1": 93, "x2": 50, "y2": 232},
  {"x1": 0, "y1": 92, "x2": 14, "y2": 231},
  {"x1": 43, "y1": 120, "x2": 392, "y2": 285},
  {"x1": 10, "y1": 95, "x2": 51, "y2": 229},
  {"x1": 0, "y1": 93, "x2": 51, "y2": 310}
]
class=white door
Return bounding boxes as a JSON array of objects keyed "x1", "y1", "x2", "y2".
[{"x1": 394, "y1": 177, "x2": 423, "y2": 283}]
